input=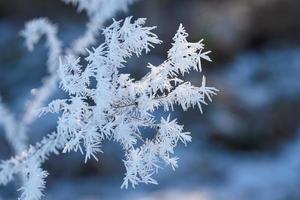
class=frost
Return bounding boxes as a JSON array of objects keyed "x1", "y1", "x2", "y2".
[
  {"x1": 18, "y1": 161, "x2": 48, "y2": 200},
  {"x1": 62, "y1": 0, "x2": 139, "y2": 55},
  {"x1": 0, "y1": 1, "x2": 217, "y2": 199},
  {"x1": 0, "y1": 98, "x2": 26, "y2": 154}
]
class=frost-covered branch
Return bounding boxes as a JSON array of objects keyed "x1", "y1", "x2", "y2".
[
  {"x1": 0, "y1": 98, "x2": 26, "y2": 154},
  {"x1": 62, "y1": 0, "x2": 138, "y2": 55},
  {"x1": 18, "y1": 161, "x2": 48, "y2": 200},
  {"x1": 21, "y1": 18, "x2": 62, "y2": 125},
  {"x1": 0, "y1": 17, "x2": 218, "y2": 199},
  {"x1": 0, "y1": 131, "x2": 65, "y2": 186},
  {"x1": 21, "y1": 0, "x2": 138, "y2": 126},
  {"x1": 21, "y1": 18, "x2": 62, "y2": 75},
  {"x1": 121, "y1": 116, "x2": 191, "y2": 189}
]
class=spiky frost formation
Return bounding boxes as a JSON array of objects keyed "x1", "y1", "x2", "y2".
[{"x1": 0, "y1": 17, "x2": 217, "y2": 199}]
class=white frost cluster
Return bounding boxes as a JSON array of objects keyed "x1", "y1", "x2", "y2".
[
  {"x1": 0, "y1": 1, "x2": 217, "y2": 199},
  {"x1": 62, "y1": 0, "x2": 138, "y2": 55},
  {"x1": 18, "y1": 161, "x2": 48, "y2": 200}
]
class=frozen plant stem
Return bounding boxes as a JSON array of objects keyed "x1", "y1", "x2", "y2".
[{"x1": 0, "y1": 1, "x2": 218, "y2": 200}]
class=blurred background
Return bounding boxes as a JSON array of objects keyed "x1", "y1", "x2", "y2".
[{"x1": 1, "y1": 0, "x2": 300, "y2": 199}]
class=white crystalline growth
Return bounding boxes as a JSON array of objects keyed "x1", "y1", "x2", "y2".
[{"x1": 0, "y1": 17, "x2": 218, "y2": 199}]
